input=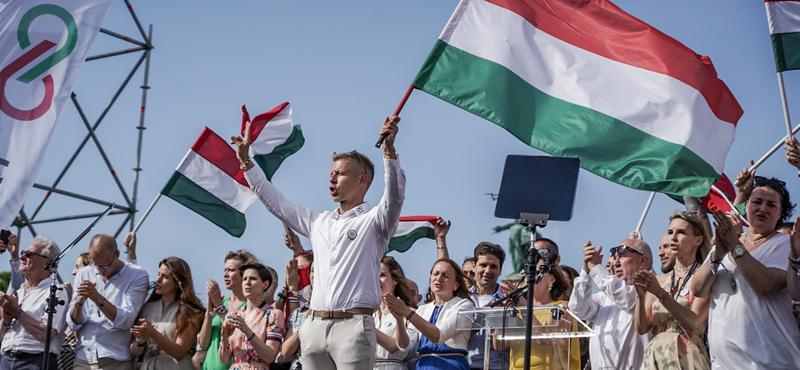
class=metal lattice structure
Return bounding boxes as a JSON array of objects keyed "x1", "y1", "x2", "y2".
[{"x1": 11, "y1": 0, "x2": 152, "y2": 240}]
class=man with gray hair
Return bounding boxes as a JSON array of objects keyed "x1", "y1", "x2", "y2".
[
  {"x1": 568, "y1": 237, "x2": 652, "y2": 370},
  {"x1": 67, "y1": 234, "x2": 148, "y2": 370},
  {"x1": 0, "y1": 234, "x2": 68, "y2": 369}
]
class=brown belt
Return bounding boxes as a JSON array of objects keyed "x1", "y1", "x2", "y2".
[{"x1": 309, "y1": 307, "x2": 374, "y2": 319}]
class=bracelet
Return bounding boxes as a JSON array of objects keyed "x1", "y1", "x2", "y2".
[
  {"x1": 246, "y1": 332, "x2": 256, "y2": 342},
  {"x1": 789, "y1": 256, "x2": 800, "y2": 270},
  {"x1": 405, "y1": 310, "x2": 415, "y2": 320}
]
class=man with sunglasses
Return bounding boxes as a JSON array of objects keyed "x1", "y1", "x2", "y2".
[
  {"x1": 233, "y1": 116, "x2": 404, "y2": 370},
  {"x1": 67, "y1": 234, "x2": 149, "y2": 370},
  {"x1": 568, "y1": 238, "x2": 652, "y2": 370},
  {"x1": 0, "y1": 235, "x2": 67, "y2": 369}
]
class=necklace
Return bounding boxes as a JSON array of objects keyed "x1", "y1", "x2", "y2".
[{"x1": 670, "y1": 259, "x2": 700, "y2": 298}]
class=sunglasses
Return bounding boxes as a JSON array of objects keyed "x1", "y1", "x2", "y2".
[
  {"x1": 20, "y1": 250, "x2": 48, "y2": 260},
  {"x1": 610, "y1": 245, "x2": 644, "y2": 257},
  {"x1": 754, "y1": 176, "x2": 786, "y2": 188}
]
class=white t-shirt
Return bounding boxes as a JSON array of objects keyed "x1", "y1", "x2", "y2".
[{"x1": 707, "y1": 233, "x2": 800, "y2": 369}]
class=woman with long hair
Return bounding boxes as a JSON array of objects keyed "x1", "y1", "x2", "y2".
[
  {"x1": 130, "y1": 257, "x2": 205, "y2": 369},
  {"x1": 385, "y1": 258, "x2": 474, "y2": 370},
  {"x1": 219, "y1": 262, "x2": 284, "y2": 370},
  {"x1": 634, "y1": 211, "x2": 711, "y2": 369},
  {"x1": 374, "y1": 256, "x2": 418, "y2": 369},
  {"x1": 195, "y1": 250, "x2": 257, "y2": 370}
]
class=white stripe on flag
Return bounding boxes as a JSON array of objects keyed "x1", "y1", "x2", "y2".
[
  {"x1": 250, "y1": 106, "x2": 293, "y2": 155},
  {"x1": 176, "y1": 151, "x2": 256, "y2": 213},
  {"x1": 767, "y1": 1, "x2": 800, "y2": 34},
  {"x1": 394, "y1": 221, "x2": 434, "y2": 236},
  {"x1": 442, "y1": 0, "x2": 734, "y2": 172}
]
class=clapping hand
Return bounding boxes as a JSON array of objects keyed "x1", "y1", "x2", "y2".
[
  {"x1": 285, "y1": 259, "x2": 300, "y2": 292},
  {"x1": 130, "y1": 318, "x2": 154, "y2": 340},
  {"x1": 0, "y1": 293, "x2": 19, "y2": 318},
  {"x1": 225, "y1": 312, "x2": 252, "y2": 337},
  {"x1": 712, "y1": 211, "x2": 741, "y2": 258},
  {"x1": 582, "y1": 241, "x2": 602, "y2": 273},
  {"x1": 76, "y1": 281, "x2": 99, "y2": 304},
  {"x1": 207, "y1": 279, "x2": 222, "y2": 309},
  {"x1": 383, "y1": 294, "x2": 411, "y2": 320},
  {"x1": 633, "y1": 270, "x2": 664, "y2": 297}
]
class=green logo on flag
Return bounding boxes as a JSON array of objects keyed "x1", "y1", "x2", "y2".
[{"x1": 0, "y1": 4, "x2": 77, "y2": 121}]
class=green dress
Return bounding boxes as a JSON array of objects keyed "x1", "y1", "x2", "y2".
[{"x1": 202, "y1": 296, "x2": 247, "y2": 370}]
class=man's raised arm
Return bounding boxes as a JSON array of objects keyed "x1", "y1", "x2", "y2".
[{"x1": 375, "y1": 116, "x2": 405, "y2": 240}]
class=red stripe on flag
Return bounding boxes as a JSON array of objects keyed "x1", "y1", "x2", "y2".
[
  {"x1": 399, "y1": 215, "x2": 440, "y2": 224},
  {"x1": 191, "y1": 127, "x2": 249, "y2": 187},
  {"x1": 485, "y1": 0, "x2": 742, "y2": 125},
  {"x1": 241, "y1": 102, "x2": 291, "y2": 140},
  {"x1": 701, "y1": 174, "x2": 735, "y2": 212}
]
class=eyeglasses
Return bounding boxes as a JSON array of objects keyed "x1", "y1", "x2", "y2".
[
  {"x1": 20, "y1": 250, "x2": 48, "y2": 261},
  {"x1": 609, "y1": 245, "x2": 644, "y2": 257},
  {"x1": 754, "y1": 176, "x2": 786, "y2": 188}
]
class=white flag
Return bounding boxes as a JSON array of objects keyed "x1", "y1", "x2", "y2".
[{"x1": 0, "y1": 0, "x2": 112, "y2": 228}]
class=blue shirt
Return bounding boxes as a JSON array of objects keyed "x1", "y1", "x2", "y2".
[{"x1": 67, "y1": 262, "x2": 149, "y2": 363}]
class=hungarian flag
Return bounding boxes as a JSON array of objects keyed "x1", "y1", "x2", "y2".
[
  {"x1": 766, "y1": 0, "x2": 800, "y2": 72},
  {"x1": 413, "y1": 0, "x2": 743, "y2": 197},
  {"x1": 0, "y1": 0, "x2": 112, "y2": 228},
  {"x1": 387, "y1": 216, "x2": 438, "y2": 253},
  {"x1": 670, "y1": 174, "x2": 737, "y2": 213},
  {"x1": 161, "y1": 128, "x2": 257, "y2": 237},
  {"x1": 242, "y1": 102, "x2": 304, "y2": 181}
]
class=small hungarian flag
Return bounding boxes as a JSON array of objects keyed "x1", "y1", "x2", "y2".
[
  {"x1": 387, "y1": 216, "x2": 438, "y2": 253},
  {"x1": 413, "y1": 0, "x2": 742, "y2": 197},
  {"x1": 161, "y1": 128, "x2": 256, "y2": 237},
  {"x1": 242, "y1": 102, "x2": 304, "y2": 181},
  {"x1": 766, "y1": 1, "x2": 800, "y2": 72}
]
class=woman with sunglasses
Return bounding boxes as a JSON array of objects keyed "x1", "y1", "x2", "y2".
[
  {"x1": 130, "y1": 257, "x2": 204, "y2": 369},
  {"x1": 634, "y1": 211, "x2": 711, "y2": 369},
  {"x1": 691, "y1": 174, "x2": 800, "y2": 368}
]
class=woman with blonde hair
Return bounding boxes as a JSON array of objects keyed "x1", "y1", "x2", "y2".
[
  {"x1": 130, "y1": 257, "x2": 205, "y2": 369},
  {"x1": 634, "y1": 211, "x2": 711, "y2": 369}
]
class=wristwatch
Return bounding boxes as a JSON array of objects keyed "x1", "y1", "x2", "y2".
[{"x1": 731, "y1": 244, "x2": 747, "y2": 259}]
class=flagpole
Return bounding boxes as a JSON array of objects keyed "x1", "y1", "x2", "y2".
[
  {"x1": 374, "y1": 84, "x2": 415, "y2": 148},
  {"x1": 133, "y1": 193, "x2": 162, "y2": 233},
  {"x1": 749, "y1": 121, "x2": 800, "y2": 172},
  {"x1": 776, "y1": 72, "x2": 794, "y2": 138},
  {"x1": 634, "y1": 192, "x2": 656, "y2": 235},
  {"x1": 710, "y1": 185, "x2": 749, "y2": 227}
]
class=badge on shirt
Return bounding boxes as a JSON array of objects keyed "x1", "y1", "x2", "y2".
[{"x1": 347, "y1": 229, "x2": 358, "y2": 240}]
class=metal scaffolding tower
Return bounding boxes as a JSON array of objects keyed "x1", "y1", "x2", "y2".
[{"x1": 12, "y1": 0, "x2": 153, "y2": 240}]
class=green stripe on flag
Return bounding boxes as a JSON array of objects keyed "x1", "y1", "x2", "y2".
[
  {"x1": 387, "y1": 227, "x2": 435, "y2": 253},
  {"x1": 771, "y1": 32, "x2": 800, "y2": 72},
  {"x1": 161, "y1": 172, "x2": 247, "y2": 237},
  {"x1": 254, "y1": 125, "x2": 305, "y2": 181},
  {"x1": 413, "y1": 41, "x2": 718, "y2": 197}
]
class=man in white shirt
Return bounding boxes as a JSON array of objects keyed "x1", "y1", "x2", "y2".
[
  {"x1": 568, "y1": 238, "x2": 652, "y2": 370},
  {"x1": 234, "y1": 116, "x2": 404, "y2": 370},
  {"x1": 467, "y1": 242, "x2": 507, "y2": 369},
  {"x1": 0, "y1": 235, "x2": 67, "y2": 370},
  {"x1": 67, "y1": 234, "x2": 149, "y2": 370}
]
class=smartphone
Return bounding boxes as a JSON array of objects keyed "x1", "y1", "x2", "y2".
[
  {"x1": 298, "y1": 266, "x2": 311, "y2": 290},
  {"x1": 0, "y1": 230, "x2": 9, "y2": 254}
]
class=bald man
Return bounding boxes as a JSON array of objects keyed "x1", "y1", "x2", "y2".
[
  {"x1": 568, "y1": 238, "x2": 652, "y2": 370},
  {"x1": 67, "y1": 234, "x2": 149, "y2": 370}
]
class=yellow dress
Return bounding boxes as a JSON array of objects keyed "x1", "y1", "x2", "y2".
[{"x1": 508, "y1": 300, "x2": 581, "y2": 370}]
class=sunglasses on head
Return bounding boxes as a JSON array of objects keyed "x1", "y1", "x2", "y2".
[
  {"x1": 610, "y1": 245, "x2": 644, "y2": 257},
  {"x1": 754, "y1": 176, "x2": 786, "y2": 188}
]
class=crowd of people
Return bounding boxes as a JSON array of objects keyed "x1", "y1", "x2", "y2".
[{"x1": 0, "y1": 118, "x2": 799, "y2": 370}]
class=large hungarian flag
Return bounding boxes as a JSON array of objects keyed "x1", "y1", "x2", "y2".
[
  {"x1": 766, "y1": 0, "x2": 800, "y2": 72},
  {"x1": 0, "y1": 0, "x2": 112, "y2": 228},
  {"x1": 242, "y1": 102, "x2": 304, "y2": 181},
  {"x1": 161, "y1": 128, "x2": 257, "y2": 237},
  {"x1": 387, "y1": 216, "x2": 438, "y2": 253},
  {"x1": 413, "y1": 0, "x2": 743, "y2": 197}
]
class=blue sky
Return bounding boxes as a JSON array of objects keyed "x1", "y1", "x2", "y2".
[{"x1": 11, "y1": 0, "x2": 800, "y2": 296}]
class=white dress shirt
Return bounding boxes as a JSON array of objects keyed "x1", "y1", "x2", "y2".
[
  {"x1": 374, "y1": 309, "x2": 418, "y2": 364},
  {"x1": 244, "y1": 158, "x2": 405, "y2": 310},
  {"x1": 1, "y1": 276, "x2": 69, "y2": 354},
  {"x1": 413, "y1": 297, "x2": 475, "y2": 350},
  {"x1": 567, "y1": 265, "x2": 649, "y2": 370},
  {"x1": 66, "y1": 262, "x2": 149, "y2": 363}
]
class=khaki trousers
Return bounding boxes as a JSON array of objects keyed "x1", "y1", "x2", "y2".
[
  {"x1": 299, "y1": 314, "x2": 376, "y2": 370},
  {"x1": 73, "y1": 358, "x2": 133, "y2": 370}
]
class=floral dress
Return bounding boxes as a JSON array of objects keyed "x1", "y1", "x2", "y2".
[
  {"x1": 642, "y1": 276, "x2": 710, "y2": 370},
  {"x1": 227, "y1": 305, "x2": 286, "y2": 370}
]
